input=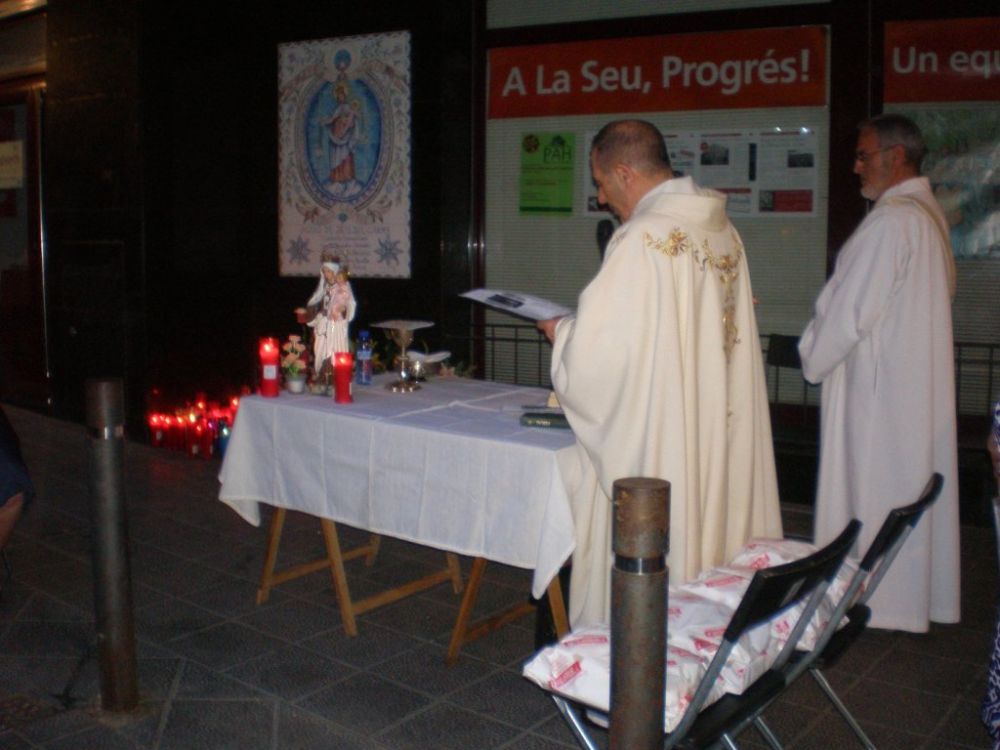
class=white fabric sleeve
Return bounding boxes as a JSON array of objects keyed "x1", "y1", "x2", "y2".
[{"x1": 798, "y1": 212, "x2": 908, "y2": 384}]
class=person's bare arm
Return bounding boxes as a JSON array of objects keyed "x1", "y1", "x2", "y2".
[{"x1": 536, "y1": 316, "x2": 564, "y2": 344}]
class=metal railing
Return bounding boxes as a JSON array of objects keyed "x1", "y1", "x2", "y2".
[
  {"x1": 954, "y1": 341, "x2": 1000, "y2": 419},
  {"x1": 445, "y1": 323, "x2": 552, "y2": 386},
  {"x1": 445, "y1": 326, "x2": 999, "y2": 425}
]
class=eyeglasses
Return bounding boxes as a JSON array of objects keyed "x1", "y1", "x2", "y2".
[{"x1": 854, "y1": 145, "x2": 898, "y2": 164}]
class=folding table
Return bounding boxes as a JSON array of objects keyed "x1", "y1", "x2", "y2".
[{"x1": 218, "y1": 374, "x2": 577, "y2": 659}]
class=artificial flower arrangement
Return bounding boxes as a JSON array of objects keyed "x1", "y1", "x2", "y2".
[{"x1": 281, "y1": 335, "x2": 309, "y2": 379}]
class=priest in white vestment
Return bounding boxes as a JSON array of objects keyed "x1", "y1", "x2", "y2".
[
  {"x1": 799, "y1": 113, "x2": 960, "y2": 632},
  {"x1": 538, "y1": 120, "x2": 782, "y2": 627}
]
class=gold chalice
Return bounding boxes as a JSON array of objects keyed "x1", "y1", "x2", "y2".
[{"x1": 371, "y1": 319, "x2": 433, "y2": 392}]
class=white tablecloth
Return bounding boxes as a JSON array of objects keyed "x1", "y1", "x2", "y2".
[{"x1": 218, "y1": 375, "x2": 578, "y2": 598}]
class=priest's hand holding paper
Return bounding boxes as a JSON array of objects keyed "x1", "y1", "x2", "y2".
[{"x1": 537, "y1": 316, "x2": 566, "y2": 344}]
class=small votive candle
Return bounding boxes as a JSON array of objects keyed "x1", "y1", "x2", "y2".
[{"x1": 334, "y1": 352, "x2": 354, "y2": 403}]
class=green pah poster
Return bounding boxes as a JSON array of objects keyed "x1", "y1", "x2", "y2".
[{"x1": 519, "y1": 133, "x2": 575, "y2": 214}]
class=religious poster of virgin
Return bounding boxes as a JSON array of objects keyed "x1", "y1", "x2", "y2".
[{"x1": 278, "y1": 31, "x2": 411, "y2": 278}]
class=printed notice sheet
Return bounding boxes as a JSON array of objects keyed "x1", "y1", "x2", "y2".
[
  {"x1": 461, "y1": 289, "x2": 572, "y2": 321},
  {"x1": 584, "y1": 127, "x2": 818, "y2": 216}
]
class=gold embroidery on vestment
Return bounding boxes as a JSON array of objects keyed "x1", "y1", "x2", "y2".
[{"x1": 643, "y1": 228, "x2": 744, "y2": 360}]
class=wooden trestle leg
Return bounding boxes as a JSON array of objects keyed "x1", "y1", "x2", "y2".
[
  {"x1": 255, "y1": 507, "x2": 463, "y2": 637},
  {"x1": 445, "y1": 558, "x2": 568, "y2": 665}
]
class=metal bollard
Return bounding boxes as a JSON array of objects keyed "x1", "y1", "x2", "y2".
[
  {"x1": 86, "y1": 378, "x2": 138, "y2": 712},
  {"x1": 610, "y1": 477, "x2": 669, "y2": 750}
]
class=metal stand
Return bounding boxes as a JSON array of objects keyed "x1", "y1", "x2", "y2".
[
  {"x1": 86, "y1": 378, "x2": 138, "y2": 712},
  {"x1": 610, "y1": 477, "x2": 669, "y2": 750}
]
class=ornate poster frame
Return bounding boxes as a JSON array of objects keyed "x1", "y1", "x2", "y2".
[{"x1": 278, "y1": 31, "x2": 411, "y2": 278}]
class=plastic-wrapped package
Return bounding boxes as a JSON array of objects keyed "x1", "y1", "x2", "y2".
[
  {"x1": 728, "y1": 538, "x2": 858, "y2": 650},
  {"x1": 522, "y1": 620, "x2": 764, "y2": 733}
]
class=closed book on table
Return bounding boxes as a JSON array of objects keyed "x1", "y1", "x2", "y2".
[{"x1": 520, "y1": 412, "x2": 570, "y2": 429}]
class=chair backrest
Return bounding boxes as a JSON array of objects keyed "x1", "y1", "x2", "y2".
[
  {"x1": 788, "y1": 472, "x2": 943, "y2": 678},
  {"x1": 856, "y1": 472, "x2": 943, "y2": 606},
  {"x1": 726, "y1": 519, "x2": 861, "y2": 664},
  {"x1": 765, "y1": 333, "x2": 803, "y2": 371},
  {"x1": 670, "y1": 518, "x2": 861, "y2": 741},
  {"x1": 765, "y1": 334, "x2": 812, "y2": 427},
  {"x1": 992, "y1": 495, "x2": 1000, "y2": 578}
]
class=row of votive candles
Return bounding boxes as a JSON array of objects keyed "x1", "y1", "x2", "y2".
[{"x1": 147, "y1": 399, "x2": 239, "y2": 459}]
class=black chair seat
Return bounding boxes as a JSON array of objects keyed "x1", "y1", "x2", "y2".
[
  {"x1": 788, "y1": 603, "x2": 871, "y2": 672},
  {"x1": 811, "y1": 604, "x2": 871, "y2": 667},
  {"x1": 674, "y1": 669, "x2": 787, "y2": 749}
]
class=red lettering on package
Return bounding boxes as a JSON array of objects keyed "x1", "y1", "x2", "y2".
[{"x1": 549, "y1": 660, "x2": 582, "y2": 690}]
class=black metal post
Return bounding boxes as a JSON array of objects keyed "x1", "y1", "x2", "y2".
[
  {"x1": 610, "y1": 477, "x2": 669, "y2": 750},
  {"x1": 86, "y1": 378, "x2": 138, "y2": 711}
]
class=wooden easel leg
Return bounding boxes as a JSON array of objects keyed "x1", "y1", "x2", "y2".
[
  {"x1": 256, "y1": 507, "x2": 287, "y2": 604},
  {"x1": 320, "y1": 518, "x2": 358, "y2": 636},
  {"x1": 446, "y1": 564, "x2": 568, "y2": 665},
  {"x1": 254, "y1": 511, "x2": 470, "y2": 642},
  {"x1": 364, "y1": 534, "x2": 381, "y2": 566},
  {"x1": 547, "y1": 576, "x2": 569, "y2": 638},
  {"x1": 446, "y1": 552, "x2": 464, "y2": 594},
  {"x1": 446, "y1": 557, "x2": 487, "y2": 664}
]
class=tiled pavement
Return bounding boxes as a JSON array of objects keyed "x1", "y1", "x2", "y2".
[{"x1": 0, "y1": 404, "x2": 996, "y2": 749}]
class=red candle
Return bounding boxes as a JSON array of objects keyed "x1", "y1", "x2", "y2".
[
  {"x1": 148, "y1": 414, "x2": 165, "y2": 447},
  {"x1": 334, "y1": 352, "x2": 354, "y2": 403},
  {"x1": 163, "y1": 416, "x2": 180, "y2": 450},
  {"x1": 171, "y1": 415, "x2": 185, "y2": 450},
  {"x1": 188, "y1": 423, "x2": 202, "y2": 458},
  {"x1": 185, "y1": 412, "x2": 200, "y2": 458},
  {"x1": 259, "y1": 337, "x2": 280, "y2": 397}
]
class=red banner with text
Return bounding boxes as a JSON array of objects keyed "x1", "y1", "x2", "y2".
[
  {"x1": 488, "y1": 26, "x2": 827, "y2": 119},
  {"x1": 884, "y1": 18, "x2": 1000, "y2": 103}
]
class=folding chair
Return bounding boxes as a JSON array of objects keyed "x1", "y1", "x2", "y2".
[
  {"x1": 765, "y1": 334, "x2": 818, "y2": 433},
  {"x1": 546, "y1": 519, "x2": 861, "y2": 750},
  {"x1": 766, "y1": 472, "x2": 945, "y2": 750},
  {"x1": 766, "y1": 334, "x2": 807, "y2": 423}
]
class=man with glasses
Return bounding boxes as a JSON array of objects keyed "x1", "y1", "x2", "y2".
[{"x1": 799, "y1": 113, "x2": 960, "y2": 633}]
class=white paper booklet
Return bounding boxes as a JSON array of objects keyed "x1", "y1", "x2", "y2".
[{"x1": 460, "y1": 288, "x2": 573, "y2": 322}]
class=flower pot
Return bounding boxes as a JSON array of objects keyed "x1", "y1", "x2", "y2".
[{"x1": 285, "y1": 374, "x2": 307, "y2": 394}]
